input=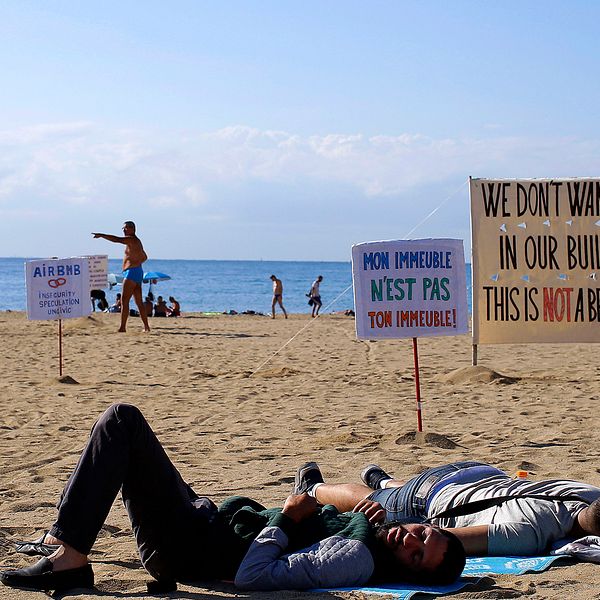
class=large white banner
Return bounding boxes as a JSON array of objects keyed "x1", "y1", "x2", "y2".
[
  {"x1": 352, "y1": 239, "x2": 468, "y2": 340},
  {"x1": 471, "y1": 177, "x2": 600, "y2": 344},
  {"x1": 26, "y1": 257, "x2": 91, "y2": 320}
]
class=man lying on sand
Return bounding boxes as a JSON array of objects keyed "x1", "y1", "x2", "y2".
[
  {"x1": 0, "y1": 404, "x2": 464, "y2": 593},
  {"x1": 296, "y1": 461, "x2": 600, "y2": 557}
]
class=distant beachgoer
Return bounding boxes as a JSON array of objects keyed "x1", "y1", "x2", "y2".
[
  {"x1": 90, "y1": 290, "x2": 109, "y2": 312},
  {"x1": 144, "y1": 296, "x2": 154, "y2": 318},
  {"x1": 154, "y1": 296, "x2": 168, "y2": 317},
  {"x1": 109, "y1": 293, "x2": 122, "y2": 313},
  {"x1": 309, "y1": 275, "x2": 323, "y2": 318},
  {"x1": 167, "y1": 296, "x2": 180, "y2": 317},
  {"x1": 92, "y1": 221, "x2": 150, "y2": 333},
  {"x1": 270, "y1": 275, "x2": 288, "y2": 319}
]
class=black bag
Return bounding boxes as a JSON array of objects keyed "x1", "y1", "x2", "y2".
[{"x1": 308, "y1": 298, "x2": 314, "y2": 306}]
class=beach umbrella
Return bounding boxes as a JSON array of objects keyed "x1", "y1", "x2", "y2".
[
  {"x1": 142, "y1": 271, "x2": 171, "y2": 283},
  {"x1": 143, "y1": 271, "x2": 172, "y2": 298},
  {"x1": 107, "y1": 273, "x2": 123, "y2": 289}
]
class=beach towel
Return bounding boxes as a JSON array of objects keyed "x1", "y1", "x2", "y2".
[
  {"x1": 551, "y1": 535, "x2": 600, "y2": 563},
  {"x1": 313, "y1": 551, "x2": 572, "y2": 599}
]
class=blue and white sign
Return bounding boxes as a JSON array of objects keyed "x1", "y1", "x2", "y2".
[
  {"x1": 352, "y1": 238, "x2": 469, "y2": 340},
  {"x1": 26, "y1": 257, "x2": 91, "y2": 320}
]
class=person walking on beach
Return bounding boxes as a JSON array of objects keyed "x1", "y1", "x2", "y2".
[
  {"x1": 270, "y1": 274, "x2": 288, "y2": 319},
  {"x1": 92, "y1": 221, "x2": 150, "y2": 333},
  {"x1": 309, "y1": 275, "x2": 323, "y2": 317}
]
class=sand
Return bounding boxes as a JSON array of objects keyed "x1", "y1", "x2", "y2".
[{"x1": 1, "y1": 310, "x2": 599, "y2": 599}]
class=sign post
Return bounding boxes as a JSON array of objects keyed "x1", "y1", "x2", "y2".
[
  {"x1": 25, "y1": 257, "x2": 92, "y2": 375},
  {"x1": 58, "y1": 319, "x2": 63, "y2": 376},
  {"x1": 352, "y1": 239, "x2": 468, "y2": 430},
  {"x1": 412, "y1": 337, "x2": 423, "y2": 431}
]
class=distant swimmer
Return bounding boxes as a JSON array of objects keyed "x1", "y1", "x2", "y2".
[
  {"x1": 92, "y1": 221, "x2": 150, "y2": 333},
  {"x1": 270, "y1": 275, "x2": 288, "y2": 319}
]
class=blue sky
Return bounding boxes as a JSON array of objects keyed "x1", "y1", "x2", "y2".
[{"x1": 1, "y1": 1, "x2": 599, "y2": 260}]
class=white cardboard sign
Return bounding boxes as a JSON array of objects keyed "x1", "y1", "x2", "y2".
[
  {"x1": 83, "y1": 254, "x2": 109, "y2": 292},
  {"x1": 352, "y1": 238, "x2": 468, "y2": 340},
  {"x1": 26, "y1": 257, "x2": 92, "y2": 320},
  {"x1": 470, "y1": 177, "x2": 600, "y2": 344}
]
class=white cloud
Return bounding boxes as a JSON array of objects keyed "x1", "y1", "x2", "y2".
[
  {"x1": 0, "y1": 122, "x2": 94, "y2": 145},
  {"x1": 0, "y1": 122, "x2": 599, "y2": 214}
]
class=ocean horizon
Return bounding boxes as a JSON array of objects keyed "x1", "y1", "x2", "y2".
[{"x1": 1, "y1": 257, "x2": 473, "y2": 315}]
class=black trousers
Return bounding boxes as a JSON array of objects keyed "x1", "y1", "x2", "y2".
[{"x1": 49, "y1": 403, "x2": 218, "y2": 581}]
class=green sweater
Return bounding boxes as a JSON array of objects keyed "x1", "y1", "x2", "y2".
[{"x1": 210, "y1": 496, "x2": 374, "y2": 579}]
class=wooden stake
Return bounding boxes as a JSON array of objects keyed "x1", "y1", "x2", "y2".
[
  {"x1": 412, "y1": 337, "x2": 423, "y2": 432},
  {"x1": 58, "y1": 318, "x2": 63, "y2": 376}
]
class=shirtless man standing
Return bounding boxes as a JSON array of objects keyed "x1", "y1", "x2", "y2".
[
  {"x1": 270, "y1": 274, "x2": 288, "y2": 319},
  {"x1": 92, "y1": 222, "x2": 150, "y2": 332}
]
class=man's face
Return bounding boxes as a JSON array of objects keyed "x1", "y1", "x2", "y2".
[
  {"x1": 122, "y1": 223, "x2": 134, "y2": 235},
  {"x1": 379, "y1": 523, "x2": 448, "y2": 574}
]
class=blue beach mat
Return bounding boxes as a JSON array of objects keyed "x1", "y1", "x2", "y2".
[
  {"x1": 464, "y1": 554, "x2": 565, "y2": 576},
  {"x1": 314, "y1": 553, "x2": 568, "y2": 599}
]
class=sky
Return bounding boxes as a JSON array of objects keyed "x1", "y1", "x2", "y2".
[{"x1": 1, "y1": 1, "x2": 599, "y2": 261}]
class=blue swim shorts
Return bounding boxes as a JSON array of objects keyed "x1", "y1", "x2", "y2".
[{"x1": 122, "y1": 266, "x2": 144, "y2": 285}]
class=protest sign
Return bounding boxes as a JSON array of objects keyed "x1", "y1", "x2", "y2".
[
  {"x1": 83, "y1": 255, "x2": 108, "y2": 292},
  {"x1": 470, "y1": 178, "x2": 600, "y2": 344},
  {"x1": 26, "y1": 257, "x2": 91, "y2": 321},
  {"x1": 352, "y1": 239, "x2": 468, "y2": 340}
]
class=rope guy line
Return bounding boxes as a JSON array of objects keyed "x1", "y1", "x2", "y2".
[{"x1": 249, "y1": 179, "x2": 469, "y2": 376}]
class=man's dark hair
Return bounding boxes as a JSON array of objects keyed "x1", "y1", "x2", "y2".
[
  {"x1": 124, "y1": 220, "x2": 136, "y2": 231},
  {"x1": 427, "y1": 529, "x2": 466, "y2": 585},
  {"x1": 371, "y1": 524, "x2": 466, "y2": 585}
]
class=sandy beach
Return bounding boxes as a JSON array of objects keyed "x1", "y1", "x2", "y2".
[{"x1": 1, "y1": 310, "x2": 599, "y2": 599}]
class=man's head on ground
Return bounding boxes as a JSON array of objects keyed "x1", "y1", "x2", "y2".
[
  {"x1": 122, "y1": 221, "x2": 136, "y2": 234},
  {"x1": 372, "y1": 522, "x2": 465, "y2": 585},
  {"x1": 317, "y1": 275, "x2": 323, "y2": 282},
  {"x1": 169, "y1": 296, "x2": 176, "y2": 303},
  {"x1": 270, "y1": 275, "x2": 276, "y2": 281}
]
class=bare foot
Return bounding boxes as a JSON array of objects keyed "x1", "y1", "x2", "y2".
[
  {"x1": 44, "y1": 533, "x2": 62, "y2": 545},
  {"x1": 47, "y1": 544, "x2": 88, "y2": 571},
  {"x1": 143, "y1": 327, "x2": 151, "y2": 332},
  {"x1": 118, "y1": 328, "x2": 126, "y2": 333}
]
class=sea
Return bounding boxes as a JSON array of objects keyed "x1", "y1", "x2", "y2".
[{"x1": 1, "y1": 257, "x2": 473, "y2": 315}]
